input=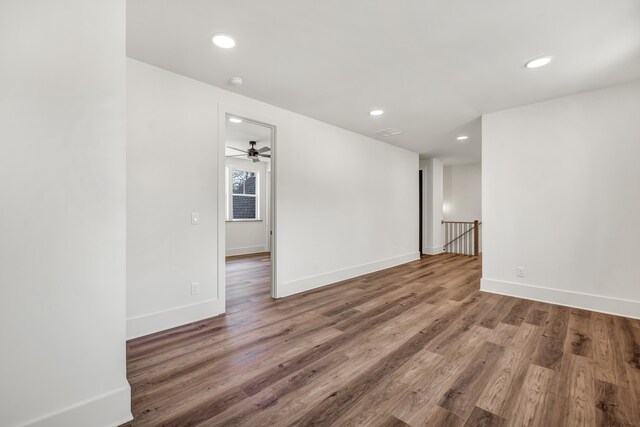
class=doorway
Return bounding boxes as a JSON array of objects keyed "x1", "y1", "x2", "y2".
[{"x1": 221, "y1": 113, "x2": 276, "y2": 308}]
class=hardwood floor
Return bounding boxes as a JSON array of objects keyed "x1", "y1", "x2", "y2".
[
  {"x1": 226, "y1": 252, "x2": 272, "y2": 307},
  {"x1": 126, "y1": 253, "x2": 640, "y2": 426}
]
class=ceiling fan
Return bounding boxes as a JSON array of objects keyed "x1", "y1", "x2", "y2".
[{"x1": 226, "y1": 141, "x2": 271, "y2": 163}]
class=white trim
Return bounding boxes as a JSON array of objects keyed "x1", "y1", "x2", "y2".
[
  {"x1": 226, "y1": 245, "x2": 268, "y2": 256},
  {"x1": 270, "y1": 125, "x2": 277, "y2": 298},
  {"x1": 218, "y1": 105, "x2": 227, "y2": 310},
  {"x1": 277, "y1": 252, "x2": 420, "y2": 298},
  {"x1": 16, "y1": 385, "x2": 132, "y2": 427},
  {"x1": 481, "y1": 278, "x2": 640, "y2": 320},
  {"x1": 422, "y1": 246, "x2": 443, "y2": 255},
  {"x1": 127, "y1": 298, "x2": 224, "y2": 339}
]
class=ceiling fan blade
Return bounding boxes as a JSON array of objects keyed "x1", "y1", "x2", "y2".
[
  {"x1": 258, "y1": 154, "x2": 271, "y2": 158},
  {"x1": 226, "y1": 146, "x2": 247, "y2": 153},
  {"x1": 225, "y1": 154, "x2": 246, "y2": 158},
  {"x1": 252, "y1": 157, "x2": 260, "y2": 163},
  {"x1": 257, "y1": 147, "x2": 271, "y2": 153}
]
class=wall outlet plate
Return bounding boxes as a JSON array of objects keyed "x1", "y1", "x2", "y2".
[
  {"x1": 516, "y1": 267, "x2": 525, "y2": 277},
  {"x1": 191, "y1": 282, "x2": 200, "y2": 295}
]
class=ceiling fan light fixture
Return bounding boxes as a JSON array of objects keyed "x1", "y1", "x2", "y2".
[{"x1": 226, "y1": 141, "x2": 270, "y2": 163}]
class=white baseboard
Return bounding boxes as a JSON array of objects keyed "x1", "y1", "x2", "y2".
[
  {"x1": 481, "y1": 278, "x2": 640, "y2": 320},
  {"x1": 127, "y1": 298, "x2": 224, "y2": 339},
  {"x1": 422, "y1": 246, "x2": 443, "y2": 255},
  {"x1": 277, "y1": 252, "x2": 420, "y2": 298},
  {"x1": 17, "y1": 384, "x2": 132, "y2": 427},
  {"x1": 226, "y1": 245, "x2": 267, "y2": 256}
]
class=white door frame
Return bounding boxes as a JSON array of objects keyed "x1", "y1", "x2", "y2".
[{"x1": 217, "y1": 103, "x2": 278, "y2": 308}]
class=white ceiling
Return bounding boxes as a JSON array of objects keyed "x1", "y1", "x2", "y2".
[{"x1": 127, "y1": 0, "x2": 640, "y2": 162}]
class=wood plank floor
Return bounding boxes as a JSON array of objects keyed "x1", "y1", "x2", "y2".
[{"x1": 125, "y1": 253, "x2": 640, "y2": 426}]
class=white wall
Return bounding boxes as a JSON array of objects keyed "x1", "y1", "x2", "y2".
[
  {"x1": 0, "y1": 1, "x2": 130, "y2": 426},
  {"x1": 421, "y1": 159, "x2": 444, "y2": 254},
  {"x1": 127, "y1": 59, "x2": 419, "y2": 338},
  {"x1": 443, "y1": 163, "x2": 481, "y2": 222},
  {"x1": 225, "y1": 158, "x2": 269, "y2": 256},
  {"x1": 126, "y1": 58, "x2": 221, "y2": 338},
  {"x1": 482, "y1": 80, "x2": 640, "y2": 319}
]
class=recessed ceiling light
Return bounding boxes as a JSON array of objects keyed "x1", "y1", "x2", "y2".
[
  {"x1": 229, "y1": 117, "x2": 242, "y2": 123},
  {"x1": 212, "y1": 33, "x2": 235, "y2": 49},
  {"x1": 525, "y1": 56, "x2": 552, "y2": 69},
  {"x1": 456, "y1": 135, "x2": 469, "y2": 141},
  {"x1": 370, "y1": 109, "x2": 384, "y2": 116}
]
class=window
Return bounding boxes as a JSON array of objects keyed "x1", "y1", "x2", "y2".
[{"x1": 229, "y1": 169, "x2": 258, "y2": 220}]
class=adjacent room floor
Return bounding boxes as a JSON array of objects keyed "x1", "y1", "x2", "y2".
[
  {"x1": 225, "y1": 252, "x2": 272, "y2": 307},
  {"x1": 125, "y1": 253, "x2": 640, "y2": 426}
]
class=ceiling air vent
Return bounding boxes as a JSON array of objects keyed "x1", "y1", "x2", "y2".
[{"x1": 375, "y1": 128, "x2": 403, "y2": 137}]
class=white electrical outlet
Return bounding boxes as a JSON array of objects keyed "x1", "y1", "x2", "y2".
[
  {"x1": 516, "y1": 267, "x2": 525, "y2": 277},
  {"x1": 191, "y1": 282, "x2": 200, "y2": 295}
]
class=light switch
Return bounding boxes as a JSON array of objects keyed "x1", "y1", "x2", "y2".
[{"x1": 191, "y1": 212, "x2": 200, "y2": 225}]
